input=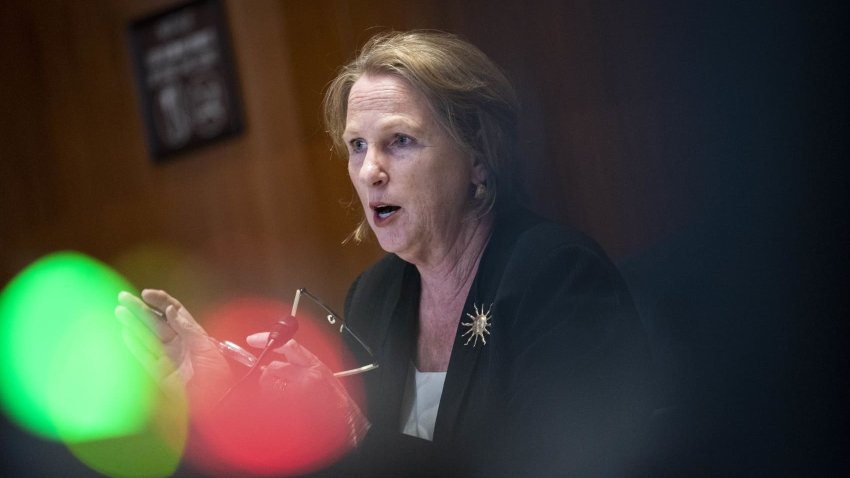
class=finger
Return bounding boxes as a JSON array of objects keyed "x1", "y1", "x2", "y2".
[
  {"x1": 165, "y1": 305, "x2": 208, "y2": 342},
  {"x1": 247, "y1": 338, "x2": 326, "y2": 370},
  {"x1": 279, "y1": 340, "x2": 326, "y2": 369},
  {"x1": 259, "y1": 361, "x2": 300, "y2": 384},
  {"x1": 246, "y1": 331, "x2": 288, "y2": 354},
  {"x1": 246, "y1": 331, "x2": 270, "y2": 349},
  {"x1": 140, "y1": 289, "x2": 184, "y2": 313},
  {"x1": 259, "y1": 360, "x2": 322, "y2": 391},
  {"x1": 121, "y1": 326, "x2": 161, "y2": 380},
  {"x1": 262, "y1": 360, "x2": 293, "y2": 375},
  {"x1": 118, "y1": 291, "x2": 177, "y2": 342},
  {"x1": 120, "y1": 328, "x2": 180, "y2": 398},
  {"x1": 116, "y1": 305, "x2": 164, "y2": 357}
]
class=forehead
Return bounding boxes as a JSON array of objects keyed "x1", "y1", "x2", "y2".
[{"x1": 344, "y1": 74, "x2": 435, "y2": 132}]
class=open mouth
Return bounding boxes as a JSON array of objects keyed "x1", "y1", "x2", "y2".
[{"x1": 372, "y1": 204, "x2": 401, "y2": 221}]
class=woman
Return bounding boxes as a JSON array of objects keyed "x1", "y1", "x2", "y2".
[{"x1": 119, "y1": 31, "x2": 652, "y2": 477}]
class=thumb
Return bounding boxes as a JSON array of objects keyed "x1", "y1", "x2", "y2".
[
  {"x1": 246, "y1": 331, "x2": 270, "y2": 349},
  {"x1": 246, "y1": 331, "x2": 288, "y2": 354},
  {"x1": 165, "y1": 305, "x2": 206, "y2": 340}
]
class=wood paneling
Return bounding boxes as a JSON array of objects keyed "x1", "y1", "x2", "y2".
[
  {"x1": 0, "y1": 0, "x2": 389, "y2": 315},
  {"x1": 1, "y1": 0, "x2": 697, "y2": 313}
]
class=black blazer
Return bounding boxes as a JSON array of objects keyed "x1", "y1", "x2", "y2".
[{"x1": 338, "y1": 207, "x2": 653, "y2": 477}]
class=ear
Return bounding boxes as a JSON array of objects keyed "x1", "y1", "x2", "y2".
[{"x1": 470, "y1": 158, "x2": 488, "y2": 186}]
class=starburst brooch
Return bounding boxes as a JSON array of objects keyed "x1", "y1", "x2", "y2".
[{"x1": 461, "y1": 303, "x2": 493, "y2": 347}]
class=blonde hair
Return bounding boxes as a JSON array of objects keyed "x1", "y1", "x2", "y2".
[{"x1": 323, "y1": 30, "x2": 520, "y2": 242}]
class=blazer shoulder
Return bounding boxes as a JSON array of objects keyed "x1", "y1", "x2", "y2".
[
  {"x1": 343, "y1": 254, "x2": 409, "y2": 335},
  {"x1": 513, "y1": 219, "x2": 613, "y2": 268},
  {"x1": 495, "y1": 206, "x2": 610, "y2": 262},
  {"x1": 497, "y1": 217, "x2": 633, "y2": 309}
]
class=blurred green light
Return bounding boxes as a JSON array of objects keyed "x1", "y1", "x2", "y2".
[{"x1": 0, "y1": 251, "x2": 157, "y2": 442}]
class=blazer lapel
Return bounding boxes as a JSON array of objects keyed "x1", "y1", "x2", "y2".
[
  {"x1": 371, "y1": 263, "x2": 420, "y2": 430},
  {"x1": 433, "y1": 240, "x2": 504, "y2": 442},
  {"x1": 432, "y1": 293, "x2": 486, "y2": 443},
  {"x1": 432, "y1": 206, "x2": 535, "y2": 443}
]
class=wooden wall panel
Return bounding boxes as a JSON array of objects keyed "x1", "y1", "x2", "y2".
[
  {"x1": 1, "y1": 0, "x2": 694, "y2": 314},
  {"x1": 0, "y1": 0, "x2": 388, "y2": 316},
  {"x1": 433, "y1": 0, "x2": 697, "y2": 258}
]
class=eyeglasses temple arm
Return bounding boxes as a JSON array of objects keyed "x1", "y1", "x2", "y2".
[{"x1": 297, "y1": 288, "x2": 376, "y2": 358}]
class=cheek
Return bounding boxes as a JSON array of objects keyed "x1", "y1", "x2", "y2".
[
  {"x1": 347, "y1": 166, "x2": 365, "y2": 200},
  {"x1": 431, "y1": 168, "x2": 472, "y2": 207},
  {"x1": 353, "y1": 186, "x2": 369, "y2": 211},
  {"x1": 412, "y1": 184, "x2": 462, "y2": 222}
]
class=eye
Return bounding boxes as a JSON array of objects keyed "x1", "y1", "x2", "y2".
[
  {"x1": 349, "y1": 138, "x2": 367, "y2": 154},
  {"x1": 392, "y1": 134, "x2": 416, "y2": 148}
]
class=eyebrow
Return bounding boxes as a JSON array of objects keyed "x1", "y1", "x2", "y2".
[{"x1": 343, "y1": 115, "x2": 425, "y2": 140}]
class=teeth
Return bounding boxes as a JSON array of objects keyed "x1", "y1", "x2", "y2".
[{"x1": 375, "y1": 205, "x2": 400, "y2": 219}]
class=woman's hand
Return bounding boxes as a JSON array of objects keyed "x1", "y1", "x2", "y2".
[
  {"x1": 116, "y1": 289, "x2": 234, "y2": 412},
  {"x1": 246, "y1": 333, "x2": 371, "y2": 447}
]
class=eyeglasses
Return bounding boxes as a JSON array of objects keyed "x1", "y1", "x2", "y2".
[
  {"x1": 216, "y1": 288, "x2": 378, "y2": 378},
  {"x1": 294, "y1": 288, "x2": 378, "y2": 377}
]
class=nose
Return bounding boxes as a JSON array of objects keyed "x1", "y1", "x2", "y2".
[{"x1": 359, "y1": 148, "x2": 388, "y2": 187}]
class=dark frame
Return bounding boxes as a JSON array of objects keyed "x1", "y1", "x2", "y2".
[{"x1": 128, "y1": 0, "x2": 244, "y2": 161}]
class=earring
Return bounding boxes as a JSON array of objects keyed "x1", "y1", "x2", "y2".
[{"x1": 474, "y1": 183, "x2": 487, "y2": 200}]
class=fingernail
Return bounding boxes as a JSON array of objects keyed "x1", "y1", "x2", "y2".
[
  {"x1": 165, "y1": 305, "x2": 178, "y2": 322},
  {"x1": 176, "y1": 308, "x2": 190, "y2": 322}
]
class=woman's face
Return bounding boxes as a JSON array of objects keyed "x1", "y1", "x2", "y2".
[{"x1": 343, "y1": 74, "x2": 484, "y2": 264}]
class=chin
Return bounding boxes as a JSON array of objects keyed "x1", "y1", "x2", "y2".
[
  {"x1": 375, "y1": 236, "x2": 403, "y2": 254},
  {"x1": 374, "y1": 231, "x2": 411, "y2": 257}
]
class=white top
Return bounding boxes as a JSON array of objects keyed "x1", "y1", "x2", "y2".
[{"x1": 399, "y1": 362, "x2": 447, "y2": 441}]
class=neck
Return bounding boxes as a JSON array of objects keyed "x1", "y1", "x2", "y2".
[{"x1": 415, "y1": 213, "x2": 493, "y2": 306}]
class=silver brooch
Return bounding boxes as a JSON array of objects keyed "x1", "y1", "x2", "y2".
[{"x1": 462, "y1": 303, "x2": 493, "y2": 347}]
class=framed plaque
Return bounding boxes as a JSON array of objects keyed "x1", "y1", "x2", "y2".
[{"x1": 128, "y1": 0, "x2": 244, "y2": 160}]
